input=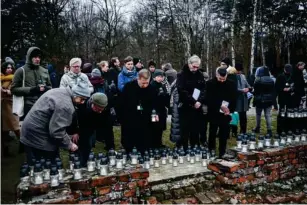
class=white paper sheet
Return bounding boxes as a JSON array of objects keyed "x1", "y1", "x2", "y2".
[{"x1": 192, "y1": 88, "x2": 200, "y2": 100}]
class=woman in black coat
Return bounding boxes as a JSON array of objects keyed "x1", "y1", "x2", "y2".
[{"x1": 252, "y1": 66, "x2": 275, "y2": 135}]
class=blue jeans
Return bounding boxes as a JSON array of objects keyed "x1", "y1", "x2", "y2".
[{"x1": 256, "y1": 107, "x2": 272, "y2": 131}]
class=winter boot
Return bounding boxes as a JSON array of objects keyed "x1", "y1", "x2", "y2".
[{"x1": 252, "y1": 127, "x2": 260, "y2": 134}]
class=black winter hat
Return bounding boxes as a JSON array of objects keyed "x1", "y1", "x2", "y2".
[
  {"x1": 221, "y1": 57, "x2": 231, "y2": 67},
  {"x1": 133, "y1": 58, "x2": 141, "y2": 66},
  {"x1": 235, "y1": 63, "x2": 244, "y2": 71},
  {"x1": 153, "y1": 69, "x2": 164, "y2": 78},
  {"x1": 217, "y1": 67, "x2": 227, "y2": 77},
  {"x1": 148, "y1": 60, "x2": 156, "y2": 68}
]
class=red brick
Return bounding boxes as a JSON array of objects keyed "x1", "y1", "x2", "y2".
[
  {"x1": 253, "y1": 151, "x2": 267, "y2": 160},
  {"x1": 238, "y1": 152, "x2": 257, "y2": 160},
  {"x1": 119, "y1": 199, "x2": 130, "y2": 204},
  {"x1": 265, "y1": 157, "x2": 273, "y2": 163},
  {"x1": 282, "y1": 154, "x2": 289, "y2": 160},
  {"x1": 147, "y1": 196, "x2": 158, "y2": 204},
  {"x1": 72, "y1": 192, "x2": 81, "y2": 199},
  {"x1": 137, "y1": 179, "x2": 149, "y2": 188},
  {"x1": 239, "y1": 161, "x2": 247, "y2": 169},
  {"x1": 113, "y1": 183, "x2": 124, "y2": 191},
  {"x1": 97, "y1": 186, "x2": 112, "y2": 195},
  {"x1": 269, "y1": 170, "x2": 279, "y2": 180},
  {"x1": 288, "y1": 192, "x2": 305, "y2": 203},
  {"x1": 238, "y1": 176, "x2": 247, "y2": 183},
  {"x1": 124, "y1": 189, "x2": 136, "y2": 198},
  {"x1": 216, "y1": 175, "x2": 237, "y2": 185},
  {"x1": 44, "y1": 195, "x2": 76, "y2": 204},
  {"x1": 95, "y1": 195, "x2": 111, "y2": 204},
  {"x1": 280, "y1": 172, "x2": 288, "y2": 179},
  {"x1": 289, "y1": 153, "x2": 296, "y2": 159},
  {"x1": 78, "y1": 199, "x2": 92, "y2": 204},
  {"x1": 127, "y1": 181, "x2": 137, "y2": 189},
  {"x1": 207, "y1": 164, "x2": 221, "y2": 173},
  {"x1": 283, "y1": 159, "x2": 290, "y2": 166},
  {"x1": 272, "y1": 155, "x2": 282, "y2": 162},
  {"x1": 246, "y1": 174, "x2": 255, "y2": 181},
  {"x1": 257, "y1": 160, "x2": 265, "y2": 166},
  {"x1": 288, "y1": 171, "x2": 297, "y2": 178},
  {"x1": 117, "y1": 172, "x2": 130, "y2": 182},
  {"x1": 265, "y1": 195, "x2": 287, "y2": 203},
  {"x1": 265, "y1": 148, "x2": 283, "y2": 157},
  {"x1": 91, "y1": 176, "x2": 117, "y2": 187},
  {"x1": 248, "y1": 160, "x2": 256, "y2": 167},
  {"x1": 265, "y1": 162, "x2": 283, "y2": 171},
  {"x1": 292, "y1": 159, "x2": 298, "y2": 165},
  {"x1": 29, "y1": 183, "x2": 50, "y2": 196},
  {"x1": 81, "y1": 189, "x2": 92, "y2": 197},
  {"x1": 69, "y1": 179, "x2": 91, "y2": 191},
  {"x1": 130, "y1": 169, "x2": 149, "y2": 179},
  {"x1": 209, "y1": 160, "x2": 240, "y2": 173}
]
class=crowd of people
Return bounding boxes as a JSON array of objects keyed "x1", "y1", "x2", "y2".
[{"x1": 1, "y1": 46, "x2": 307, "y2": 166}]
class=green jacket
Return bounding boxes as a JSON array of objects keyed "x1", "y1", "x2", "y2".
[{"x1": 11, "y1": 47, "x2": 51, "y2": 108}]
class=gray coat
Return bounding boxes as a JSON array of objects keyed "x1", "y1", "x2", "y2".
[
  {"x1": 236, "y1": 74, "x2": 251, "y2": 112},
  {"x1": 21, "y1": 87, "x2": 75, "y2": 151}
]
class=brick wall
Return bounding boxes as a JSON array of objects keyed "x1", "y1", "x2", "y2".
[{"x1": 17, "y1": 168, "x2": 155, "y2": 204}]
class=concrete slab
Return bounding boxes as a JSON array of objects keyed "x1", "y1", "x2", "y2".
[{"x1": 148, "y1": 163, "x2": 211, "y2": 183}]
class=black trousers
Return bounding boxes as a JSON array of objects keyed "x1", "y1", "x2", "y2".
[
  {"x1": 199, "y1": 115, "x2": 208, "y2": 145},
  {"x1": 24, "y1": 144, "x2": 59, "y2": 166},
  {"x1": 208, "y1": 115, "x2": 231, "y2": 158},
  {"x1": 78, "y1": 133, "x2": 95, "y2": 167},
  {"x1": 178, "y1": 109, "x2": 204, "y2": 150},
  {"x1": 238, "y1": 111, "x2": 247, "y2": 134}
]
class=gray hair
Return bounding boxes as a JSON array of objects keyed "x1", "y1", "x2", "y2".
[
  {"x1": 188, "y1": 55, "x2": 201, "y2": 65},
  {"x1": 162, "y1": 63, "x2": 173, "y2": 71},
  {"x1": 138, "y1": 69, "x2": 151, "y2": 80}
]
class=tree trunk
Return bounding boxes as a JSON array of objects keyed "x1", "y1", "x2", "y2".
[
  {"x1": 287, "y1": 37, "x2": 291, "y2": 64},
  {"x1": 231, "y1": 0, "x2": 237, "y2": 66},
  {"x1": 250, "y1": 0, "x2": 258, "y2": 73}
]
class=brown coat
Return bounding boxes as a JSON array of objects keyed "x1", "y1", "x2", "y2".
[{"x1": 1, "y1": 73, "x2": 19, "y2": 131}]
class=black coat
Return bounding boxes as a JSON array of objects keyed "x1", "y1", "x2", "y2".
[
  {"x1": 170, "y1": 81, "x2": 180, "y2": 143},
  {"x1": 275, "y1": 72, "x2": 296, "y2": 108},
  {"x1": 120, "y1": 80, "x2": 157, "y2": 152},
  {"x1": 108, "y1": 66, "x2": 121, "y2": 91},
  {"x1": 253, "y1": 76, "x2": 275, "y2": 108},
  {"x1": 176, "y1": 64, "x2": 207, "y2": 110},
  {"x1": 206, "y1": 77, "x2": 237, "y2": 123},
  {"x1": 292, "y1": 68, "x2": 305, "y2": 105},
  {"x1": 151, "y1": 80, "x2": 170, "y2": 130}
]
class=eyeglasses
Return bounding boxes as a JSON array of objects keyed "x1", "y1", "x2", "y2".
[
  {"x1": 192, "y1": 66, "x2": 199, "y2": 69},
  {"x1": 72, "y1": 65, "x2": 80, "y2": 68}
]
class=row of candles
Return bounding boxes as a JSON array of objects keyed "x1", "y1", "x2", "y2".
[
  {"x1": 20, "y1": 146, "x2": 216, "y2": 186},
  {"x1": 236, "y1": 129, "x2": 307, "y2": 152},
  {"x1": 279, "y1": 107, "x2": 307, "y2": 118}
]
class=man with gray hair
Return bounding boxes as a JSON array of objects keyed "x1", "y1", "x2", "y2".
[
  {"x1": 176, "y1": 55, "x2": 207, "y2": 149},
  {"x1": 60, "y1": 57, "x2": 93, "y2": 93}
]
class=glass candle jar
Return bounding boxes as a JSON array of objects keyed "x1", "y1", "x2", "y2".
[
  {"x1": 33, "y1": 163, "x2": 43, "y2": 185},
  {"x1": 201, "y1": 152, "x2": 207, "y2": 167},
  {"x1": 154, "y1": 155, "x2": 160, "y2": 168},
  {"x1": 237, "y1": 135, "x2": 242, "y2": 149},
  {"x1": 161, "y1": 153, "x2": 167, "y2": 165},
  {"x1": 241, "y1": 141, "x2": 248, "y2": 153},
  {"x1": 257, "y1": 136, "x2": 264, "y2": 149},
  {"x1": 179, "y1": 151, "x2": 184, "y2": 164},
  {"x1": 20, "y1": 167, "x2": 30, "y2": 183},
  {"x1": 116, "y1": 153, "x2": 123, "y2": 169},
  {"x1": 99, "y1": 158, "x2": 109, "y2": 176},
  {"x1": 172, "y1": 155, "x2": 178, "y2": 167},
  {"x1": 287, "y1": 131, "x2": 293, "y2": 144},
  {"x1": 50, "y1": 166, "x2": 59, "y2": 187},
  {"x1": 131, "y1": 148, "x2": 138, "y2": 165},
  {"x1": 144, "y1": 157, "x2": 151, "y2": 169},
  {"x1": 264, "y1": 135, "x2": 271, "y2": 147},
  {"x1": 190, "y1": 152, "x2": 195, "y2": 164},
  {"x1": 73, "y1": 161, "x2": 82, "y2": 180},
  {"x1": 294, "y1": 130, "x2": 300, "y2": 142},
  {"x1": 87, "y1": 155, "x2": 96, "y2": 172},
  {"x1": 301, "y1": 129, "x2": 306, "y2": 141}
]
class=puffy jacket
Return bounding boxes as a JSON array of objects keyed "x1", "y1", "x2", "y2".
[
  {"x1": 170, "y1": 80, "x2": 180, "y2": 142},
  {"x1": 253, "y1": 76, "x2": 275, "y2": 108},
  {"x1": 60, "y1": 71, "x2": 94, "y2": 93}
]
